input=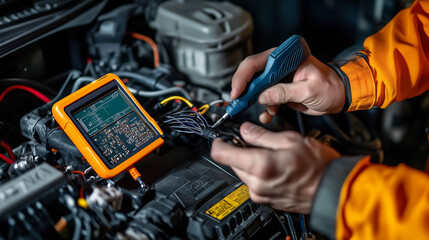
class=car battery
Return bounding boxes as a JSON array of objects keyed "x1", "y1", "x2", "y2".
[{"x1": 129, "y1": 155, "x2": 285, "y2": 240}]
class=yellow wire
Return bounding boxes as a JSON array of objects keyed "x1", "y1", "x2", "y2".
[
  {"x1": 160, "y1": 96, "x2": 193, "y2": 108},
  {"x1": 198, "y1": 104, "x2": 210, "y2": 115},
  {"x1": 160, "y1": 96, "x2": 210, "y2": 114}
]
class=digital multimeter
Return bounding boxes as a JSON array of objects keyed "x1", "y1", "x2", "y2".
[{"x1": 53, "y1": 73, "x2": 164, "y2": 179}]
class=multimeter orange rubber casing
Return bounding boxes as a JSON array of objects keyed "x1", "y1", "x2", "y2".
[{"x1": 52, "y1": 73, "x2": 164, "y2": 179}]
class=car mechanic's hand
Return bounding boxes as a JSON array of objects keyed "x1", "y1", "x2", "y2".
[
  {"x1": 230, "y1": 49, "x2": 346, "y2": 124},
  {"x1": 210, "y1": 122, "x2": 340, "y2": 213}
]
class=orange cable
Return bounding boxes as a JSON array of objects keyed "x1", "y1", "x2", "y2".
[
  {"x1": 55, "y1": 217, "x2": 68, "y2": 233},
  {"x1": 130, "y1": 32, "x2": 160, "y2": 68}
]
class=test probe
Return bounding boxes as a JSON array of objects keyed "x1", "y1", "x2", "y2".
[{"x1": 213, "y1": 35, "x2": 311, "y2": 128}]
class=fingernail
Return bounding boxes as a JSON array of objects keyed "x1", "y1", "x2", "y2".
[
  {"x1": 242, "y1": 122, "x2": 259, "y2": 135},
  {"x1": 259, "y1": 92, "x2": 269, "y2": 105},
  {"x1": 230, "y1": 88, "x2": 237, "y2": 99},
  {"x1": 267, "y1": 108, "x2": 276, "y2": 116}
]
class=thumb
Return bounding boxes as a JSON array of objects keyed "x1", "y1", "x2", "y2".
[
  {"x1": 258, "y1": 80, "x2": 308, "y2": 106},
  {"x1": 240, "y1": 122, "x2": 302, "y2": 149}
]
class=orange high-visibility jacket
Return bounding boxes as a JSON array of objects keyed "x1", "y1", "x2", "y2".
[{"x1": 309, "y1": 1, "x2": 429, "y2": 239}]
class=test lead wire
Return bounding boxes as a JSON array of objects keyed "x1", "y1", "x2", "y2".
[{"x1": 128, "y1": 166, "x2": 147, "y2": 190}]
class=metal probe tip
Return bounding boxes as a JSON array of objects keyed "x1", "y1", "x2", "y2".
[{"x1": 212, "y1": 113, "x2": 229, "y2": 128}]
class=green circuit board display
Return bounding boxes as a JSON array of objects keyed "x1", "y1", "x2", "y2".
[{"x1": 72, "y1": 89, "x2": 156, "y2": 165}]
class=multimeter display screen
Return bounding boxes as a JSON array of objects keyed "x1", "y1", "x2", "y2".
[{"x1": 72, "y1": 89, "x2": 156, "y2": 166}]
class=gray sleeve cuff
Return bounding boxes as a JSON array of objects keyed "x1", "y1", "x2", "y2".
[
  {"x1": 327, "y1": 53, "x2": 370, "y2": 112},
  {"x1": 309, "y1": 155, "x2": 363, "y2": 239},
  {"x1": 326, "y1": 62, "x2": 351, "y2": 112}
]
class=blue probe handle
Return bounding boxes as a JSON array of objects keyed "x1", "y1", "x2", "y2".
[{"x1": 226, "y1": 35, "x2": 311, "y2": 118}]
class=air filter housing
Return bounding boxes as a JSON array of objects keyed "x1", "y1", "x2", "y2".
[{"x1": 150, "y1": 0, "x2": 253, "y2": 89}]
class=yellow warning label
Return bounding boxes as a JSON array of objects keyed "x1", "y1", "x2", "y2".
[{"x1": 205, "y1": 185, "x2": 250, "y2": 220}]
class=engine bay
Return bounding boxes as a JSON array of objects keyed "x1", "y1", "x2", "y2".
[{"x1": 0, "y1": 1, "x2": 385, "y2": 239}]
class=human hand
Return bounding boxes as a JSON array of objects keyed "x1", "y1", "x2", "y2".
[
  {"x1": 210, "y1": 122, "x2": 340, "y2": 213},
  {"x1": 231, "y1": 49, "x2": 345, "y2": 124}
]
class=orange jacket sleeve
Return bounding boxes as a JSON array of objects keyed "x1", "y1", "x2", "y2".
[
  {"x1": 310, "y1": 1, "x2": 429, "y2": 238},
  {"x1": 335, "y1": 157, "x2": 429, "y2": 239},
  {"x1": 339, "y1": 0, "x2": 429, "y2": 111},
  {"x1": 310, "y1": 155, "x2": 429, "y2": 239}
]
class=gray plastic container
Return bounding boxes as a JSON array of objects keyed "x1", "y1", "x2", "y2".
[{"x1": 150, "y1": 0, "x2": 253, "y2": 89}]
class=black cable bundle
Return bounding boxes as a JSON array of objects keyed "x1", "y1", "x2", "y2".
[{"x1": 157, "y1": 110, "x2": 211, "y2": 137}]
